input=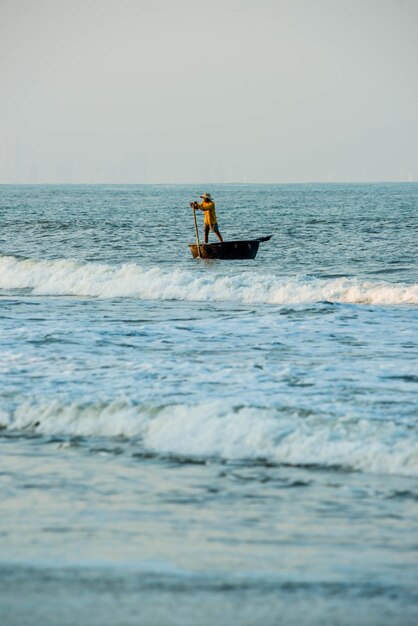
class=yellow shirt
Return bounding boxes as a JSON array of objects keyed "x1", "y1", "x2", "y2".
[{"x1": 198, "y1": 200, "x2": 217, "y2": 226}]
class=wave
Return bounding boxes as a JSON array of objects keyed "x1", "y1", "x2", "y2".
[
  {"x1": 0, "y1": 255, "x2": 417, "y2": 305},
  {"x1": 2, "y1": 400, "x2": 418, "y2": 477}
]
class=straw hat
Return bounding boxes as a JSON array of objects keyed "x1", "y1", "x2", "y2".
[{"x1": 200, "y1": 192, "x2": 213, "y2": 201}]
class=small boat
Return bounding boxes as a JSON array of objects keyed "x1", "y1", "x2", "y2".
[{"x1": 189, "y1": 235, "x2": 272, "y2": 260}]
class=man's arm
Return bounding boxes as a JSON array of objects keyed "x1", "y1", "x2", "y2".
[{"x1": 191, "y1": 201, "x2": 210, "y2": 212}]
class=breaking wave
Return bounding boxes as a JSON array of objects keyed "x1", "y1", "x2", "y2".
[
  {"x1": 1, "y1": 400, "x2": 418, "y2": 477},
  {"x1": 0, "y1": 255, "x2": 417, "y2": 305}
]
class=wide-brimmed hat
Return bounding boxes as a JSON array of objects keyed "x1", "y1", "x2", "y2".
[{"x1": 200, "y1": 192, "x2": 213, "y2": 201}]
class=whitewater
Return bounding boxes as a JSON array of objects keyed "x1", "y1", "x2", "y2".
[
  {"x1": 1, "y1": 183, "x2": 418, "y2": 626},
  {"x1": 2, "y1": 399, "x2": 418, "y2": 477},
  {"x1": 1, "y1": 254, "x2": 418, "y2": 304}
]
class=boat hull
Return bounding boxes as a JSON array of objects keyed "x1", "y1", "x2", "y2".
[{"x1": 189, "y1": 236, "x2": 271, "y2": 260}]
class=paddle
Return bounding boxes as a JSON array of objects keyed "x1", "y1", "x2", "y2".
[{"x1": 191, "y1": 203, "x2": 201, "y2": 258}]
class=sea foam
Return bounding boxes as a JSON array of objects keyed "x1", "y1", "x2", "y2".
[
  {"x1": 2, "y1": 400, "x2": 418, "y2": 477},
  {"x1": 0, "y1": 255, "x2": 417, "y2": 305}
]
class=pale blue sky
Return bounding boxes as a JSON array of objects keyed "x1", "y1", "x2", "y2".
[{"x1": 1, "y1": 0, "x2": 417, "y2": 183}]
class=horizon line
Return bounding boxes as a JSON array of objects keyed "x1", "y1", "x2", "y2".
[{"x1": 0, "y1": 180, "x2": 417, "y2": 186}]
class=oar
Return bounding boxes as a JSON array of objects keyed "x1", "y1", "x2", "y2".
[{"x1": 192, "y1": 203, "x2": 201, "y2": 258}]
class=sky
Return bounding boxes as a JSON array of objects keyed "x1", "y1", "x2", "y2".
[{"x1": 1, "y1": 0, "x2": 417, "y2": 184}]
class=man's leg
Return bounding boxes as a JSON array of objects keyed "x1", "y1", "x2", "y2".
[
  {"x1": 204, "y1": 224, "x2": 210, "y2": 243},
  {"x1": 214, "y1": 224, "x2": 223, "y2": 243}
]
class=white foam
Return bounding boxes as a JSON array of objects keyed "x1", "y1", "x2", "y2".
[
  {"x1": 0, "y1": 255, "x2": 417, "y2": 305},
  {"x1": 2, "y1": 400, "x2": 418, "y2": 477}
]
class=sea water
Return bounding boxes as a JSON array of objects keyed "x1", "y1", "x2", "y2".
[{"x1": 0, "y1": 183, "x2": 417, "y2": 625}]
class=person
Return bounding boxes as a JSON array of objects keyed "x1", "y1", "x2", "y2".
[{"x1": 190, "y1": 192, "x2": 223, "y2": 243}]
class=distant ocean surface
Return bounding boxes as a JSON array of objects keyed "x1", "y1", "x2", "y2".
[{"x1": 1, "y1": 183, "x2": 418, "y2": 626}]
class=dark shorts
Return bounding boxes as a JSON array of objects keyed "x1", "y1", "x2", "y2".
[{"x1": 204, "y1": 222, "x2": 220, "y2": 234}]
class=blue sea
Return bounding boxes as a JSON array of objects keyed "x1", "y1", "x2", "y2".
[{"x1": 1, "y1": 183, "x2": 418, "y2": 626}]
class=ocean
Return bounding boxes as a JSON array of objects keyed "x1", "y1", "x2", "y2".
[{"x1": 1, "y1": 183, "x2": 417, "y2": 625}]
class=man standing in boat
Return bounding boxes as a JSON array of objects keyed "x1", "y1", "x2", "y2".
[{"x1": 190, "y1": 193, "x2": 223, "y2": 243}]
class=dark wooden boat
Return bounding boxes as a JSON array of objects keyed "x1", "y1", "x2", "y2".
[{"x1": 189, "y1": 235, "x2": 272, "y2": 260}]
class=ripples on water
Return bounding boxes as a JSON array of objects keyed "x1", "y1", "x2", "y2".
[{"x1": 1, "y1": 184, "x2": 418, "y2": 625}]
